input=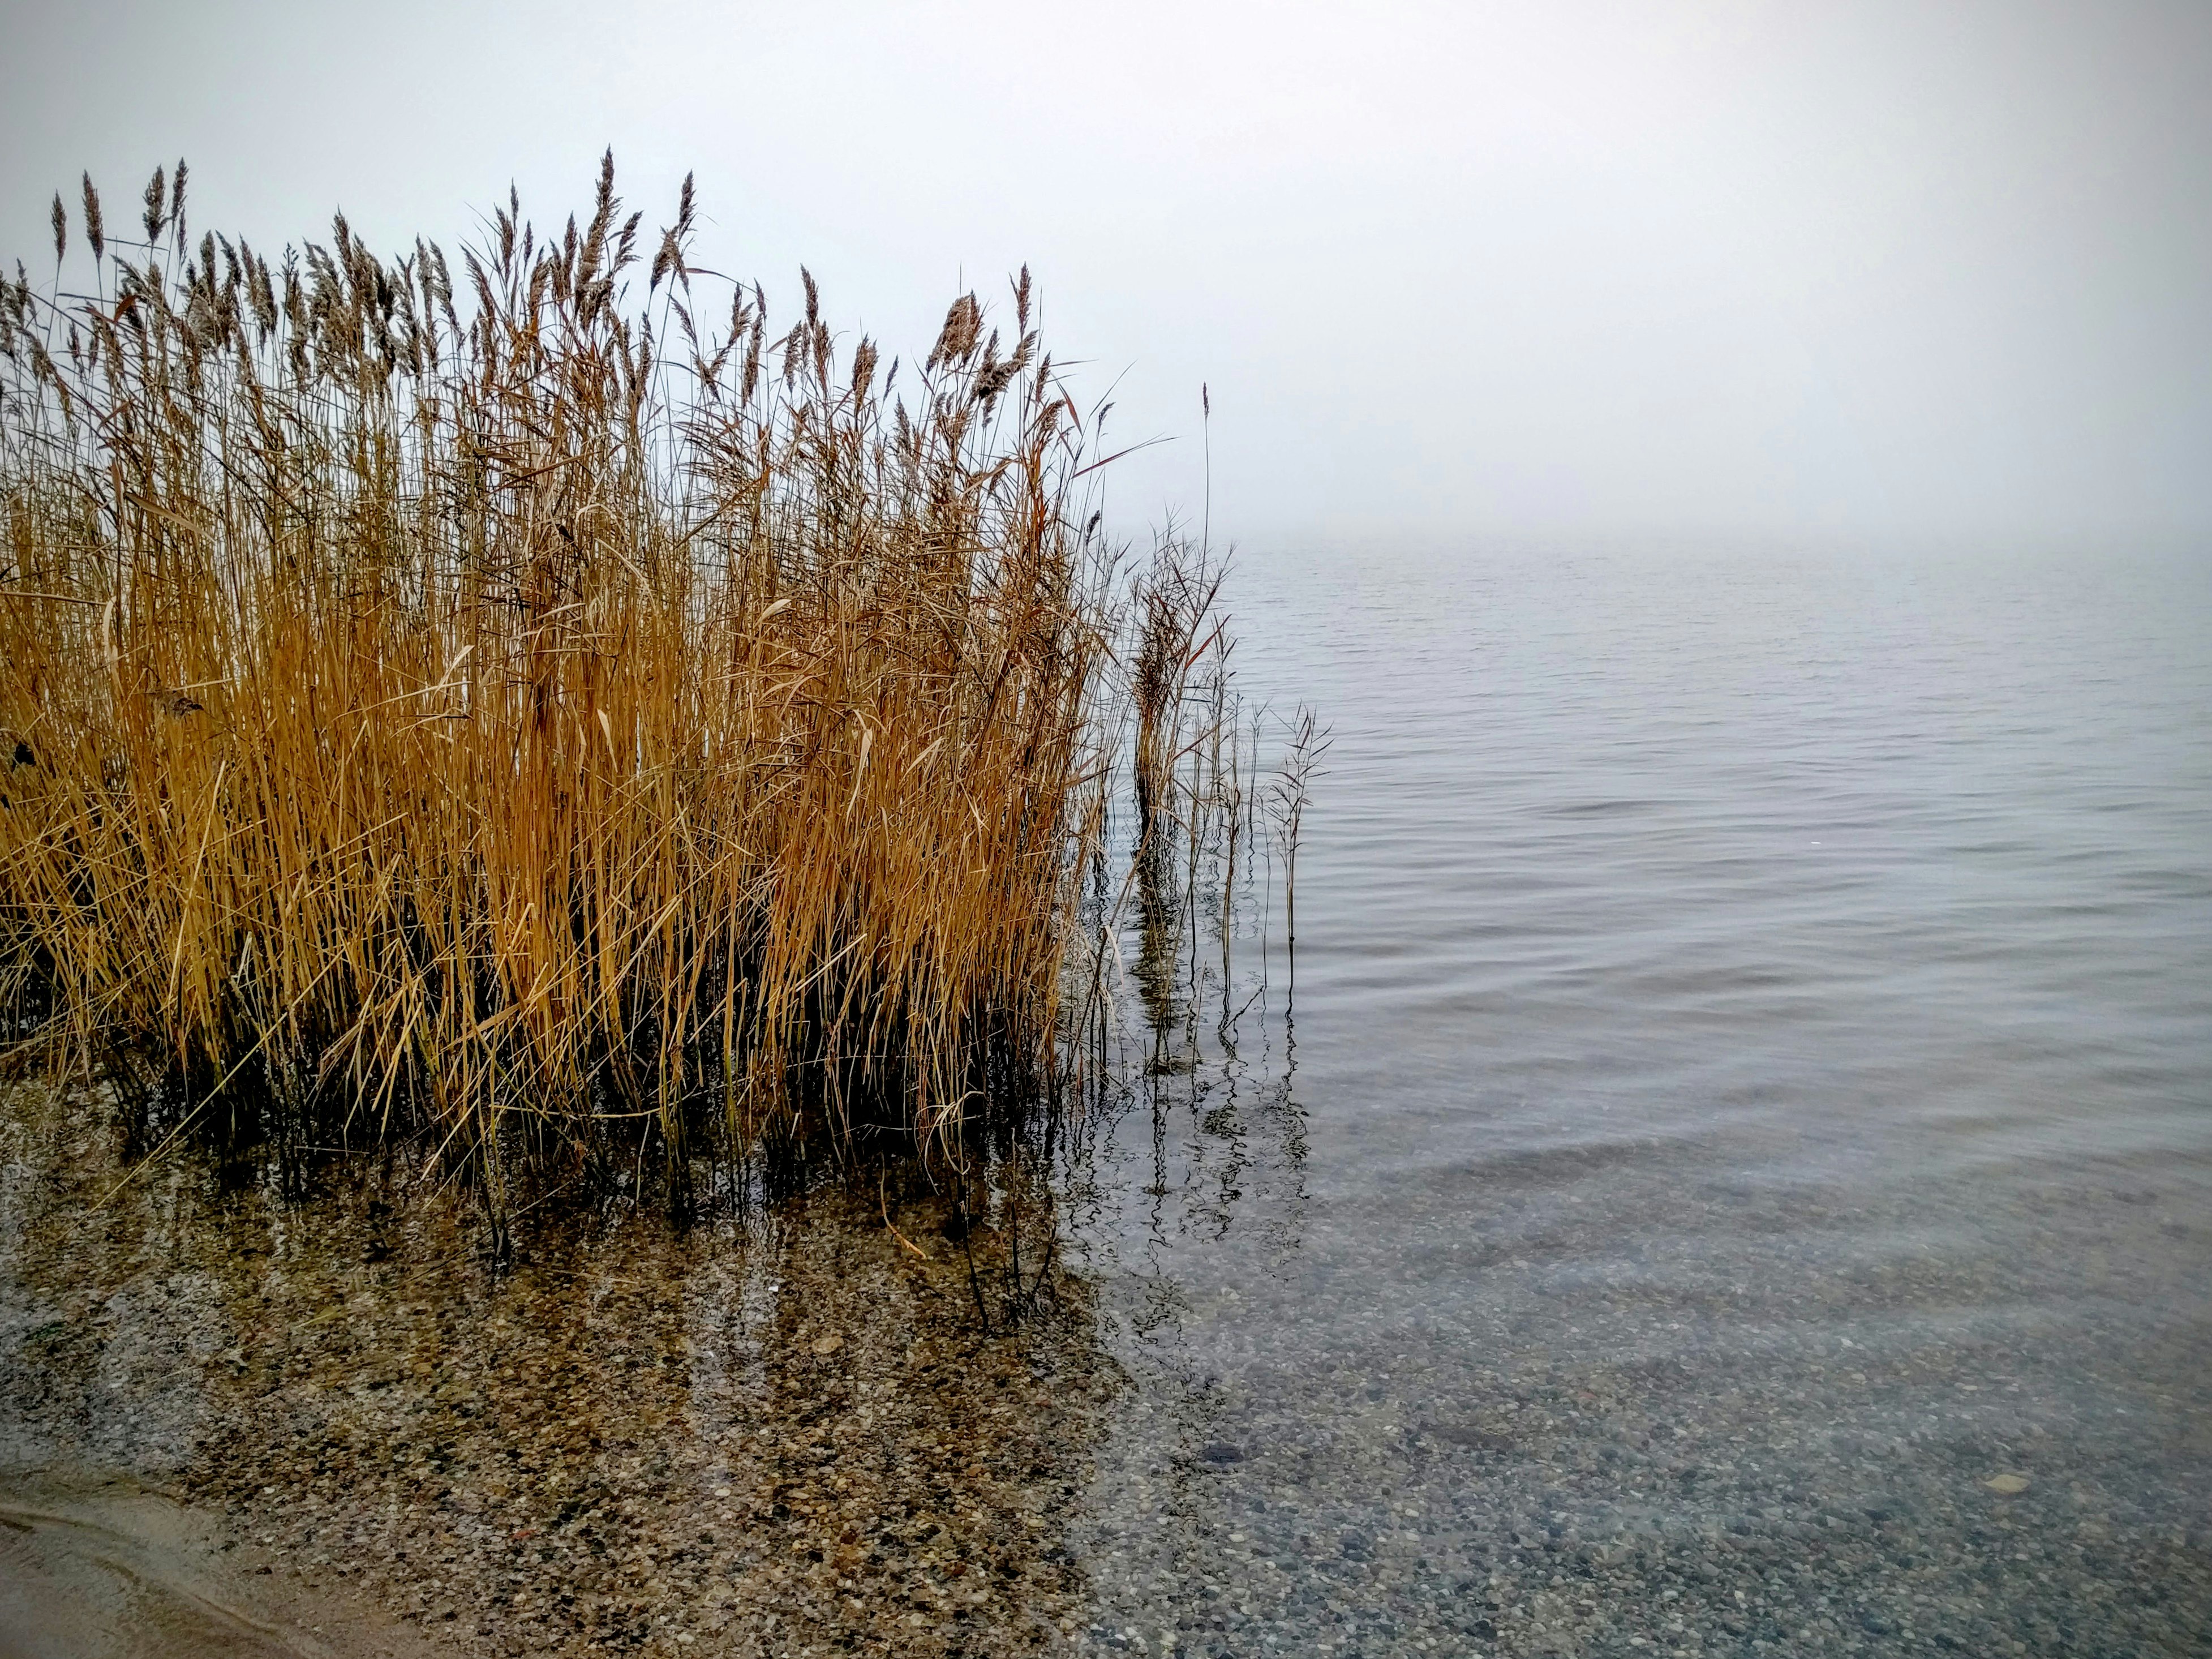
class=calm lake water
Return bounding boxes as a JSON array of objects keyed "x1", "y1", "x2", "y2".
[
  {"x1": 3, "y1": 542, "x2": 2207, "y2": 1658},
  {"x1": 1062, "y1": 542, "x2": 2212, "y2": 1656}
]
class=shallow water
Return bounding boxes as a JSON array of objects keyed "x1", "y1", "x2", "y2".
[
  {"x1": 1062, "y1": 542, "x2": 2212, "y2": 1656},
  {"x1": 0, "y1": 1094, "x2": 1116, "y2": 1656},
  {"x1": 5, "y1": 542, "x2": 2209, "y2": 1657}
]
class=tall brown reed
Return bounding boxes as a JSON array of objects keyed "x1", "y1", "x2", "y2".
[{"x1": 0, "y1": 157, "x2": 1200, "y2": 1203}]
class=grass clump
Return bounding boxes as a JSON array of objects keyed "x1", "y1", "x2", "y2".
[{"x1": 0, "y1": 156, "x2": 1195, "y2": 1201}]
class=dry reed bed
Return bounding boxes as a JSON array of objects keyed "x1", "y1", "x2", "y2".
[{"x1": 0, "y1": 157, "x2": 1224, "y2": 1199}]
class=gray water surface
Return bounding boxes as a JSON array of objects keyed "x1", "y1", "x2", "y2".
[{"x1": 1063, "y1": 543, "x2": 2212, "y2": 1656}]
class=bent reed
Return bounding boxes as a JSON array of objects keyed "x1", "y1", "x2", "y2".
[{"x1": 0, "y1": 157, "x2": 1217, "y2": 1204}]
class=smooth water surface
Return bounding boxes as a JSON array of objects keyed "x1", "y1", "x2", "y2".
[{"x1": 1063, "y1": 543, "x2": 2212, "y2": 1656}]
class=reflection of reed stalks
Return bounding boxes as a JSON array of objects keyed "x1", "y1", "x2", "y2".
[
  {"x1": 938, "y1": 1133, "x2": 1064, "y2": 1335},
  {"x1": 0, "y1": 157, "x2": 1174, "y2": 1208},
  {"x1": 1133, "y1": 833, "x2": 1184, "y2": 1045},
  {"x1": 1123, "y1": 539, "x2": 1224, "y2": 1050}
]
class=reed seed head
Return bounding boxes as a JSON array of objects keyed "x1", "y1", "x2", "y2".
[{"x1": 80, "y1": 174, "x2": 104, "y2": 265}]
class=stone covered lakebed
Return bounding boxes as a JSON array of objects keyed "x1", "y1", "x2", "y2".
[{"x1": 2, "y1": 1081, "x2": 1119, "y2": 1657}]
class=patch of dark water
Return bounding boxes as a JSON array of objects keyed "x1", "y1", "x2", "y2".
[{"x1": 1, "y1": 1082, "x2": 1117, "y2": 1656}]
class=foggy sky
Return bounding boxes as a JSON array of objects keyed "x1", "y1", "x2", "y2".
[{"x1": 5, "y1": 0, "x2": 2207, "y2": 548}]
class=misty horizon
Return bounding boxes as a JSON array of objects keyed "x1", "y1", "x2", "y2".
[{"x1": 6, "y1": 0, "x2": 2207, "y2": 548}]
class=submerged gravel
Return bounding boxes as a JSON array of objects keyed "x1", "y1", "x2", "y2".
[
  {"x1": 1055, "y1": 1121, "x2": 2212, "y2": 1659},
  {"x1": 1, "y1": 1084, "x2": 1118, "y2": 1657}
]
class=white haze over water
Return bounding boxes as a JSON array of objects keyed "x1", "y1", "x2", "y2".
[{"x1": 3, "y1": 0, "x2": 2207, "y2": 549}]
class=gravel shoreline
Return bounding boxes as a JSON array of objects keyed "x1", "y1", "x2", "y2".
[{"x1": 2, "y1": 1087, "x2": 1117, "y2": 1657}]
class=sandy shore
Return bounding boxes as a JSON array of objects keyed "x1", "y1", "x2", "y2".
[{"x1": 0, "y1": 1468, "x2": 445, "y2": 1659}]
